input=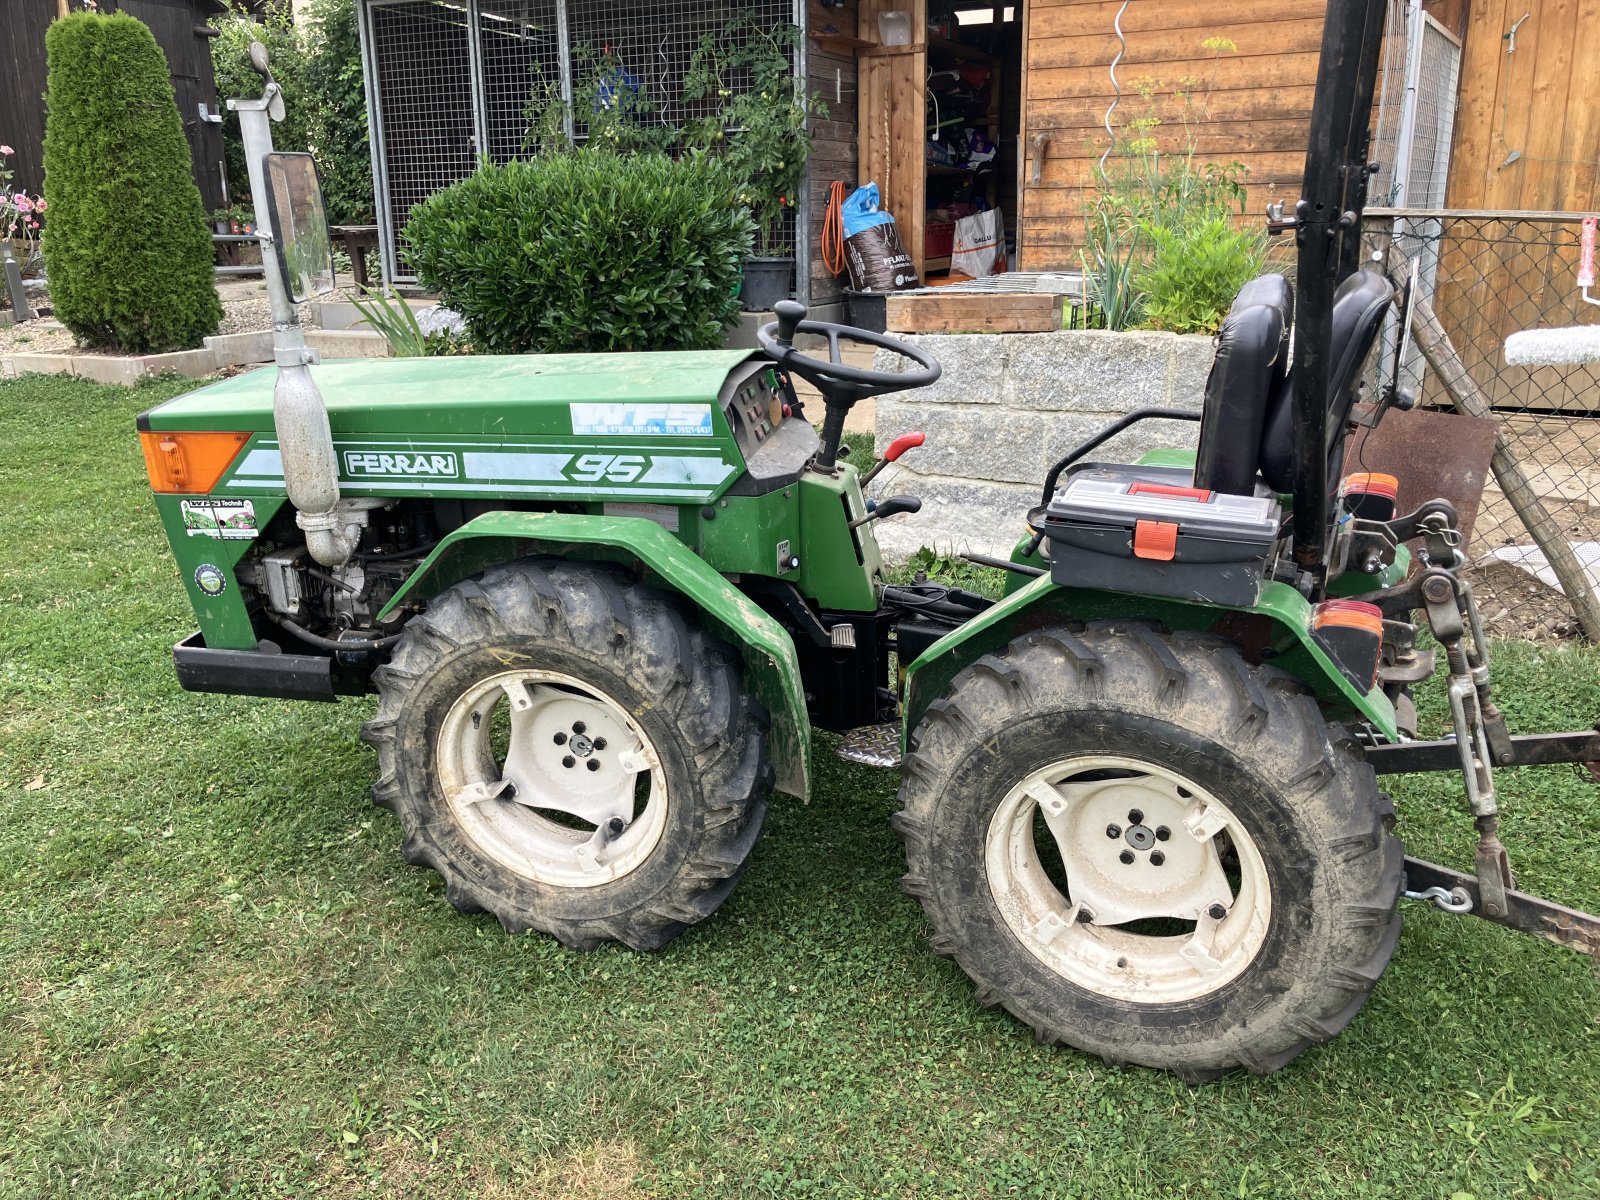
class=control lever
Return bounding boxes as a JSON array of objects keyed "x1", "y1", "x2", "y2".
[
  {"x1": 860, "y1": 431, "x2": 926, "y2": 486},
  {"x1": 850, "y1": 495, "x2": 921, "y2": 529},
  {"x1": 773, "y1": 299, "x2": 805, "y2": 348}
]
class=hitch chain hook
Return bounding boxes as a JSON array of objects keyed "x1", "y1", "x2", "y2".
[{"x1": 1402, "y1": 885, "x2": 1474, "y2": 914}]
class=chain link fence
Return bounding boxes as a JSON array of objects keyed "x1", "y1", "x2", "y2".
[{"x1": 1364, "y1": 208, "x2": 1600, "y2": 640}]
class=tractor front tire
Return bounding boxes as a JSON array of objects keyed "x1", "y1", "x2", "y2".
[
  {"x1": 894, "y1": 623, "x2": 1403, "y2": 1080},
  {"x1": 361, "y1": 560, "x2": 772, "y2": 951}
]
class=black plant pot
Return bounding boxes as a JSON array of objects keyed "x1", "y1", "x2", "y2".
[{"x1": 739, "y1": 256, "x2": 793, "y2": 312}]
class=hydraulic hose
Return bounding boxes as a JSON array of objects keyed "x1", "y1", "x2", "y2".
[{"x1": 264, "y1": 611, "x2": 402, "y2": 654}]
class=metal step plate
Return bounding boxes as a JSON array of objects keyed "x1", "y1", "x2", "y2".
[{"x1": 835, "y1": 723, "x2": 902, "y2": 769}]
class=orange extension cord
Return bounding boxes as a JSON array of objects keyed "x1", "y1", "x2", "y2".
[{"x1": 821, "y1": 179, "x2": 848, "y2": 278}]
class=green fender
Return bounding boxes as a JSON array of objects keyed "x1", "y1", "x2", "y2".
[
  {"x1": 902, "y1": 574, "x2": 1399, "y2": 749},
  {"x1": 377, "y1": 511, "x2": 811, "y2": 799}
]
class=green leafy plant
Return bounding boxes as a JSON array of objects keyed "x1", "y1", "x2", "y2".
[
  {"x1": 301, "y1": 0, "x2": 374, "y2": 225},
  {"x1": 43, "y1": 12, "x2": 222, "y2": 351},
  {"x1": 1136, "y1": 214, "x2": 1267, "y2": 333},
  {"x1": 403, "y1": 149, "x2": 753, "y2": 354},
  {"x1": 523, "y1": 46, "x2": 680, "y2": 157},
  {"x1": 211, "y1": 0, "x2": 372, "y2": 226},
  {"x1": 682, "y1": 18, "x2": 826, "y2": 256},
  {"x1": 350, "y1": 286, "x2": 427, "y2": 356},
  {"x1": 211, "y1": 2, "x2": 310, "y2": 208},
  {"x1": 1077, "y1": 38, "x2": 1268, "y2": 334}
]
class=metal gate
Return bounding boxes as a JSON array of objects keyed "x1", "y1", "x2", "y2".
[{"x1": 358, "y1": 0, "x2": 806, "y2": 286}]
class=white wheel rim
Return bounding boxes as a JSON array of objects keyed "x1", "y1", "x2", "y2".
[
  {"x1": 985, "y1": 754, "x2": 1272, "y2": 1004},
  {"x1": 436, "y1": 669, "x2": 669, "y2": 889}
]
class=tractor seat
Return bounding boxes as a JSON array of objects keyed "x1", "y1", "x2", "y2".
[
  {"x1": 1193, "y1": 274, "x2": 1294, "y2": 496},
  {"x1": 1258, "y1": 268, "x2": 1395, "y2": 494}
]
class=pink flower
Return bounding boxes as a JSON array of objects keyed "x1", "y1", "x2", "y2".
[
  {"x1": 35, "y1": 198, "x2": 46, "y2": 212},
  {"x1": 26, "y1": 216, "x2": 38, "y2": 228},
  {"x1": 14, "y1": 194, "x2": 33, "y2": 213},
  {"x1": 0, "y1": 145, "x2": 12, "y2": 156}
]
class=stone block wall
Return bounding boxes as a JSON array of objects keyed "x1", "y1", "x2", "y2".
[{"x1": 868, "y1": 330, "x2": 1216, "y2": 560}]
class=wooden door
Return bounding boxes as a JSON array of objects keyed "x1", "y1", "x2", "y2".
[
  {"x1": 118, "y1": 0, "x2": 227, "y2": 213},
  {"x1": 856, "y1": 0, "x2": 927, "y2": 278}
]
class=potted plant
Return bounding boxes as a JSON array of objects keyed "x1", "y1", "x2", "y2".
[{"x1": 684, "y1": 19, "x2": 826, "y2": 311}]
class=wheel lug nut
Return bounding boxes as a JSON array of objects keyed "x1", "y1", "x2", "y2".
[
  {"x1": 593, "y1": 737, "x2": 607, "y2": 751},
  {"x1": 586, "y1": 759, "x2": 600, "y2": 772},
  {"x1": 562, "y1": 755, "x2": 575, "y2": 768},
  {"x1": 1150, "y1": 850, "x2": 1165, "y2": 867},
  {"x1": 1127, "y1": 809, "x2": 1143, "y2": 824},
  {"x1": 572, "y1": 721, "x2": 586, "y2": 734},
  {"x1": 1119, "y1": 850, "x2": 1135, "y2": 865},
  {"x1": 1106, "y1": 823, "x2": 1122, "y2": 839},
  {"x1": 553, "y1": 732, "x2": 567, "y2": 745},
  {"x1": 1155, "y1": 825, "x2": 1170, "y2": 841},
  {"x1": 1208, "y1": 903, "x2": 1228, "y2": 920}
]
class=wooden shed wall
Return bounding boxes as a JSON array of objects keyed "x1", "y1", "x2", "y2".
[
  {"x1": 1018, "y1": 0, "x2": 1329, "y2": 269},
  {"x1": 1446, "y1": 0, "x2": 1600, "y2": 212},
  {"x1": 0, "y1": 0, "x2": 226, "y2": 212},
  {"x1": 806, "y1": 0, "x2": 860, "y2": 304}
]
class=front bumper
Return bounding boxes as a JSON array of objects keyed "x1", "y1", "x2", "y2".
[{"x1": 173, "y1": 631, "x2": 338, "y2": 702}]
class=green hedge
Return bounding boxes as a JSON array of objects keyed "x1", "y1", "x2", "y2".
[
  {"x1": 211, "y1": 0, "x2": 373, "y2": 226},
  {"x1": 43, "y1": 12, "x2": 221, "y2": 353},
  {"x1": 404, "y1": 151, "x2": 754, "y2": 354}
]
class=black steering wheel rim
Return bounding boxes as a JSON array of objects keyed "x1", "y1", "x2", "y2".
[{"x1": 756, "y1": 315, "x2": 941, "y2": 394}]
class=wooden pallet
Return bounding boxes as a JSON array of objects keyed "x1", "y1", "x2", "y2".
[{"x1": 884, "y1": 290, "x2": 1064, "y2": 334}]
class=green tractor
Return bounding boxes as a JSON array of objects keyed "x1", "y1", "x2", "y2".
[{"x1": 141, "y1": 3, "x2": 1600, "y2": 1079}]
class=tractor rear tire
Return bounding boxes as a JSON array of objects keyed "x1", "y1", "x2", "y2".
[
  {"x1": 894, "y1": 622, "x2": 1403, "y2": 1080},
  {"x1": 361, "y1": 559, "x2": 772, "y2": 951}
]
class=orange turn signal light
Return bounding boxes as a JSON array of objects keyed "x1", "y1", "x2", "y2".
[
  {"x1": 140, "y1": 429, "x2": 251, "y2": 495},
  {"x1": 1342, "y1": 472, "x2": 1399, "y2": 500},
  {"x1": 1313, "y1": 600, "x2": 1385, "y2": 637}
]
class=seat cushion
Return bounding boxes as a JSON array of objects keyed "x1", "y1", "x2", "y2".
[{"x1": 1193, "y1": 274, "x2": 1293, "y2": 496}]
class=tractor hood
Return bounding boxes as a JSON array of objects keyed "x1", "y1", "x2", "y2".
[
  {"x1": 135, "y1": 349, "x2": 766, "y2": 508},
  {"x1": 138, "y1": 350, "x2": 757, "y2": 435}
]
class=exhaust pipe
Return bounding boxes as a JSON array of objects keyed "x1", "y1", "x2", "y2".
[{"x1": 233, "y1": 43, "x2": 357, "y2": 568}]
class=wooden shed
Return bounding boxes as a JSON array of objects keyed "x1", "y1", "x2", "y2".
[
  {"x1": 1, "y1": 0, "x2": 231, "y2": 214},
  {"x1": 801, "y1": 0, "x2": 1600, "y2": 302}
]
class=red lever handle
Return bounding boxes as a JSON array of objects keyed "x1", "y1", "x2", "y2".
[
  {"x1": 860, "y1": 431, "x2": 926, "y2": 486},
  {"x1": 884, "y1": 431, "x2": 926, "y2": 462}
]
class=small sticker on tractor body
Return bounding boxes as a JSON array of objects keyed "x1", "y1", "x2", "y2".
[
  {"x1": 570, "y1": 403, "x2": 713, "y2": 437},
  {"x1": 193, "y1": 563, "x2": 228, "y2": 596},
  {"x1": 182, "y1": 498, "x2": 259, "y2": 540}
]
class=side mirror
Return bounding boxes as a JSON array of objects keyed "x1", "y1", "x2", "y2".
[{"x1": 261, "y1": 152, "x2": 335, "y2": 303}]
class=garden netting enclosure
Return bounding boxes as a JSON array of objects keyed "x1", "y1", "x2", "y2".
[{"x1": 357, "y1": 0, "x2": 806, "y2": 284}]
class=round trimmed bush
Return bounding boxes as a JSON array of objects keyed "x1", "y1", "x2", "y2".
[
  {"x1": 43, "y1": 12, "x2": 222, "y2": 353},
  {"x1": 404, "y1": 150, "x2": 754, "y2": 354}
]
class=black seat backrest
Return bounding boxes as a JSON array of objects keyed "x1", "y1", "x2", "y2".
[
  {"x1": 1193, "y1": 274, "x2": 1294, "y2": 495},
  {"x1": 1257, "y1": 267, "x2": 1395, "y2": 494}
]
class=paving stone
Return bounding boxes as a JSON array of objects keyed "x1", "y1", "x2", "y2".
[
  {"x1": 871, "y1": 332, "x2": 1008, "y2": 406},
  {"x1": 5, "y1": 352, "x2": 76, "y2": 376},
  {"x1": 204, "y1": 330, "x2": 275, "y2": 363},
  {"x1": 1171, "y1": 333, "x2": 1218, "y2": 406},
  {"x1": 306, "y1": 329, "x2": 390, "y2": 359},
  {"x1": 866, "y1": 466, "x2": 1040, "y2": 562},
  {"x1": 1002, "y1": 329, "x2": 1178, "y2": 412},
  {"x1": 874, "y1": 398, "x2": 1053, "y2": 485}
]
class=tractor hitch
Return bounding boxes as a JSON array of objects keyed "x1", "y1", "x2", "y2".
[{"x1": 1403, "y1": 856, "x2": 1600, "y2": 960}]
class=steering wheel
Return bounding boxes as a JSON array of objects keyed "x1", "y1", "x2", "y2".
[
  {"x1": 757, "y1": 300, "x2": 941, "y2": 472},
  {"x1": 757, "y1": 300, "x2": 941, "y2": 397}
]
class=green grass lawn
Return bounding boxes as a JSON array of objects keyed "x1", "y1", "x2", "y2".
[{"x1": 2, "y1": 373, "x2": 1599, "y2": 1199}]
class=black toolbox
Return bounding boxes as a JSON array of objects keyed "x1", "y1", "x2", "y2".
[{"x1": 1034, "y1": 465, "x2": 1282, "y2": 607}]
